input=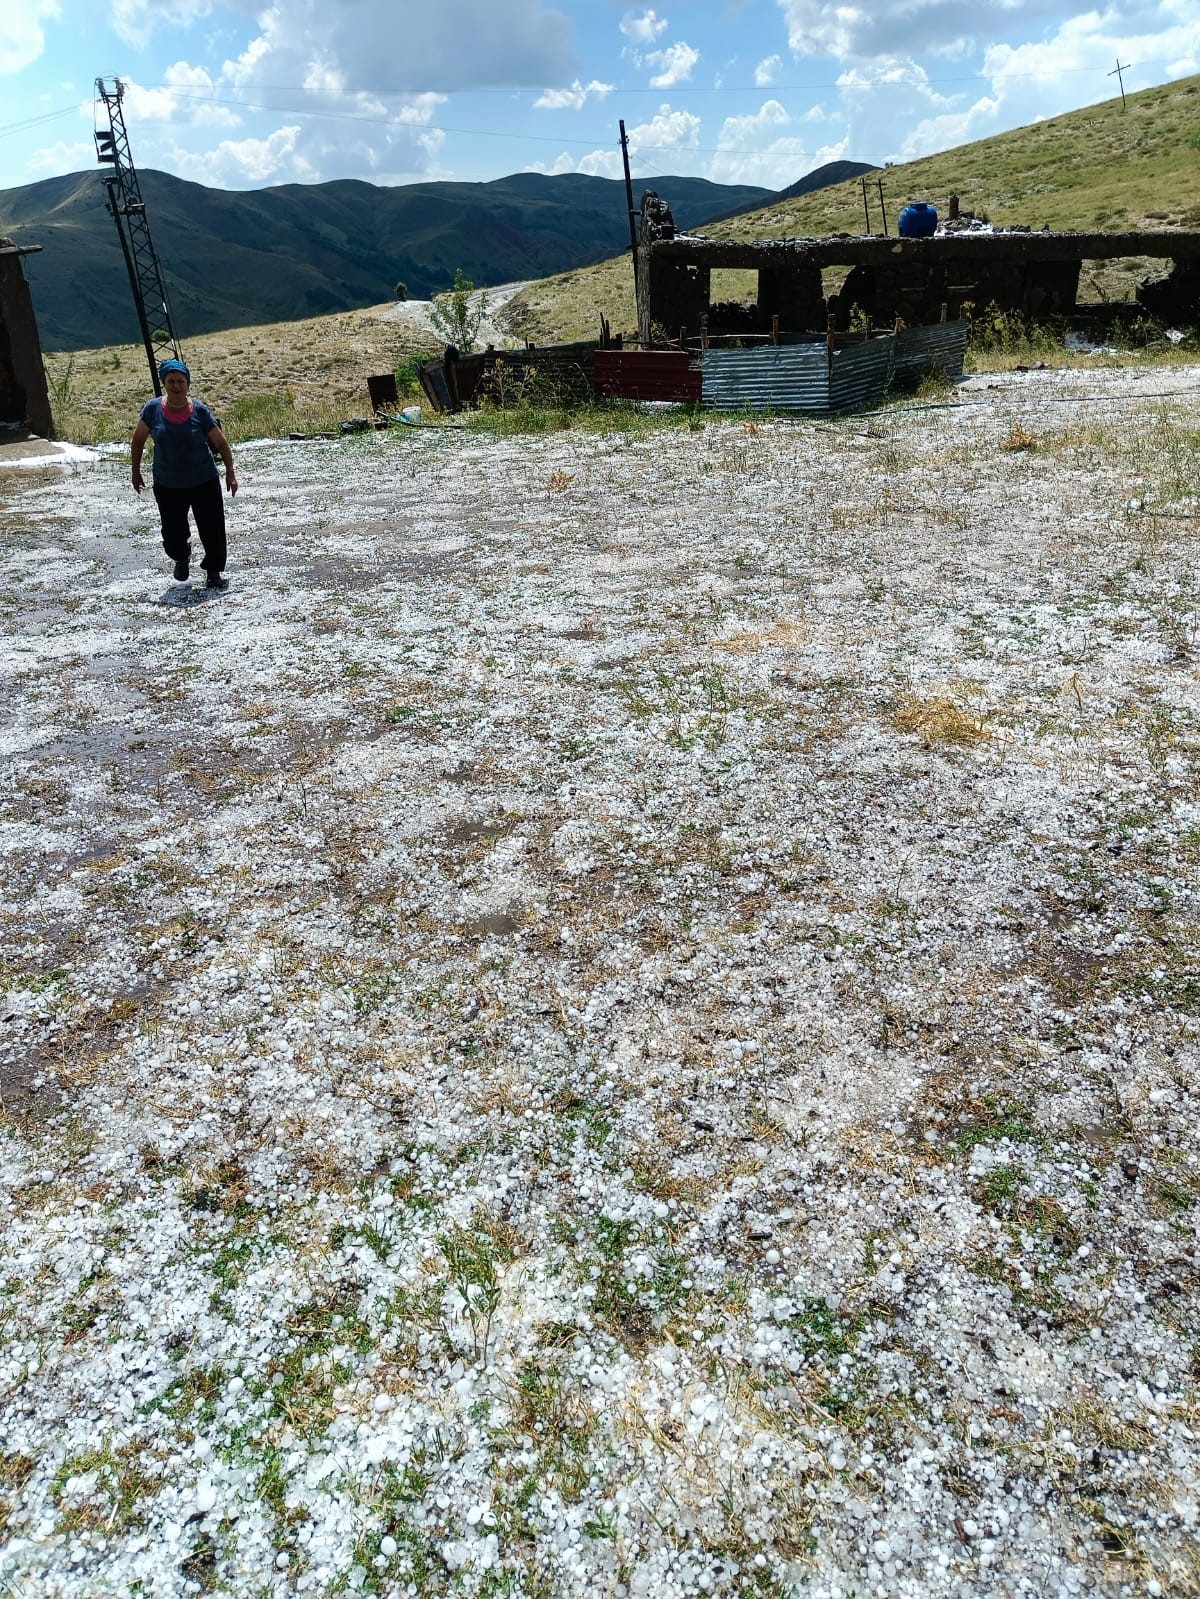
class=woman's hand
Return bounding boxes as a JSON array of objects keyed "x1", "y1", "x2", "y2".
[
  {"x1": 132, "y1": 468, "x2": 145, "y2": 494},
  {"x1": 225, "y1": 468, "x2": 239, "y2": 496}
]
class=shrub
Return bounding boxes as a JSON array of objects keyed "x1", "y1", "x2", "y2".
[{"x1": 428, "y1": 268, "x2": 490, "y2": 355}]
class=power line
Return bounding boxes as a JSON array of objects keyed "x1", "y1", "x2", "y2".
[
  {"x1": 146, "y1": 59, "x2": 1177, "y2": 97},
  {"x1": 121, "y1": 89, "x2": 868, "y2": 161},
  {"x1": 0, "y1": 103, "x2": 82, "y2": 140}
]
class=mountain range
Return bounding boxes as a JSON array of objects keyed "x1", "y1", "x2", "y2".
[{"x1": 0, "y1": 161, "x2": 874, "y2": 352}]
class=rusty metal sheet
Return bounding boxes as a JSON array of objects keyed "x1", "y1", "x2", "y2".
[
  {"x1": 417, "y1": 358, "x2": 453, "y2": 413},
  {"x1": 594, "y1": 350, "x2": 702, "y2": 403}
]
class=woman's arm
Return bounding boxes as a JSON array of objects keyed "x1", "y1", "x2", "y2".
[
  {"x1": 130, "y1": 418, "x2": 150, "y2": 493},
  {"x1": 207, "y1": 425, "x2": 238, "y2": 495}
]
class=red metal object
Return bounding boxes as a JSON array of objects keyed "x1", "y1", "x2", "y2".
[{"x1": 594, "y1": 350, "x2": 701, "y2": 403}]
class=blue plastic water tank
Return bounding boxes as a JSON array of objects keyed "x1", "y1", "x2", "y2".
[{"x1": 898, "y1": 202, "x2": 938, "y2": 238}]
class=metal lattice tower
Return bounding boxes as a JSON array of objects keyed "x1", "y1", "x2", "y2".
[{"x1": 94, "y1": 77, "x2": 182, "y2": 395}]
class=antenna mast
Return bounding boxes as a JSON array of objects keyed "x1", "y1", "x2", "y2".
[{"x1": 94, "y1": 77, "x2": 182, "y2": 395}]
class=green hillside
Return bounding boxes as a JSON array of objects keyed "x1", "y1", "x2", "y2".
[
  {"x1": 0, "y1": 169, "x2": 775, "y2": 352},
  {"x1": 503, "y1": 73, "x2": 1200, "y2": 344}
]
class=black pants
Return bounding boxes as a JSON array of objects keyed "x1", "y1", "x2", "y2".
[{"x1": 154, "y1": 476, "x2": 227, "y2": 574}]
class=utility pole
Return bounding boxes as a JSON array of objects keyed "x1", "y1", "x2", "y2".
[
  {"x1": 619, "y1": 119, "x2": 639, "y2": 277},
  {"x1": 94, "y1": 77, "x2": 182, "y2": 396},
  {"x1": 876, "y1": 178, "x2": 889, "y2": 237},
  {"x1": 1108, "y1": 59, "x2": 1131, "y2": 111}
]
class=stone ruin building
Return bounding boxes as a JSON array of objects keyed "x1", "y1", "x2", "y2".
[
  {"x1": 0, "y1": 238, "x2": 52, "y2": 440},
  {"x1": 634, "y1": 201, "x2": 1200, "y2": 346}
]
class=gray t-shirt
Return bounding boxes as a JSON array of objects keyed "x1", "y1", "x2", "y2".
[{"x1": 140, "y1": 398, "x2": 219, "y2": 488}]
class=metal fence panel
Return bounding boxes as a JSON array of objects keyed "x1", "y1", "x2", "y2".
[
  {"x1": 594, "y1": 350, "x2": 701, "y2": 402},
  {"x1": 698, "y1": 338, "x2": 894, "y2": 414},
  {"x1": 892, "y1": 321, "x2": 968, "y2": 382}
]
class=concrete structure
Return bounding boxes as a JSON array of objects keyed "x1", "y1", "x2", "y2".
[
  {"x1": 635, "y1": 226, "x2": 1200, "y2": 346},
  {"x1": 0, "y1": 239, "x2": 52, "y2": 438}
]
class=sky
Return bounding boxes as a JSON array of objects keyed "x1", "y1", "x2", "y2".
[{"x1": 1, "y1": 1, "x2": 1198, "y2": 197}]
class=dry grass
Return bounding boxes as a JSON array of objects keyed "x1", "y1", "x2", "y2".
[
  {"x1": 893, "y1": 693, "x2": 990, "y2": 748},
  {"x1": 1001, "y1": 422, "x2": 1040, "y2": 452},
  {"x1": 45, "y1": 304, "x2": 433, "y2": 445}
]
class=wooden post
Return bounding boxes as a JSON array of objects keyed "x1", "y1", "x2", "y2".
[
  {"x1": 861, "y1": 176, "x2": 872, "y2": 234},
  {"x1": 771, "y1": 313, "x2": 780, "y2": 346},
  {"x1": 1107, "y1": 59, "x2": 1130, "y2": 110},
  {"x1": 700, "y1": 315, "x2": 709, "y2": 351},
  {"x1": 877, "y1": 179, "x2": 888, "y2": 237},
  {"x1": 620, "y1": 120, "x2": 639, "y2": 271}
]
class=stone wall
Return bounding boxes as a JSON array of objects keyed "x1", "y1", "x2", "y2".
[{"x1": 0, "y1": 243, "x2": 52, "y2": 437}]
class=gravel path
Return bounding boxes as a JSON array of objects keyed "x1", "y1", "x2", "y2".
[
  {"x1": 2, "y1": 364, "x2": 1199, "y2": 1598},
  {"x1": 373, "y1": 280, "x2": 533, "y2": 349}
]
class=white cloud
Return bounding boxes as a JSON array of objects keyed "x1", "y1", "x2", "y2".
[
  {"x1": 0, "y1": 0, "x2": 60, "y2": 75},
  {"x1": 622, "y1": 104, "x2": 702, "y2": 168},
  {"x1": 895, "y1": 94, "x2": 1000, "y2": 161},
  {"x1": 144, "y1": 0, "x2": 576, "y2": 187},
  {"x1": 121, "y1": 65, "x2": 242, "y2": 128},
  {"x1": 562, "y1": 107, "x2": 701, "y2": 186},
  {"x1": 221, "y1": 0, "x2": 575, "y2": 98},
  {"x1": 394, "y1": 94, "x2": 447, "y2": 126},
  {"x1": 773, "y1": 0, "x2": 1095, "y2": 62},
  {"x1": 577, "y1": 148, "x2": 624, "y2": 177},
  {"x1": 983, "y1": 12, "x2": 1200, "y2": 92},
  {"x1": 620, "y1": 9, "x2": 669, "y2": 45},
  {"x1": 26, "y1": 136, "x2": 93, "y2": 178},
  {"x1": 110, "y1": 0, "x2": 214, "y2": 50},
  {"x1": 836, "y1": 58, "x2": 956, "y2": 108},
  {"x1": 184, "y1": 123, "x2": 311, "y2": 186},
  {"x1": 525, "y1": 150, "x2": 578, "y2": 174},
  {"x1": 644, "y1": 41, "x2": 700, "y2": 87},
  {"x1": 534, "y1": 78, "x2": 614, "y2": 110},
  {"x1": 707, "y1": 99, "x2": 846, "y2": 187},
  {"x1": 891, "y1": 12, "x2": 1200, "y2": 161},
  {"x1": 755, "y1": 54, "x2": 782, "y2": 86}
]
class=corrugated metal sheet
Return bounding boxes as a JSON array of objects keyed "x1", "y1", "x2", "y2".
[
  {"x1": 698, "y1": 337, "x2": 894, "y2": 414},
  {"x1": 830, "y1": 340, "x2": 896, "y2": 412},
  {"x1": 698, "y1": 323, "x2": 966, "y2": 413},
  {"x1": 892, "y1": 321, "x2": 968, "y2": 382},
  {"x1": 594, "y1": 350, "x2": 701, "y2": 403},
  {"x1": 421, "y1": 322, "x2": 968, "y2": 415}
]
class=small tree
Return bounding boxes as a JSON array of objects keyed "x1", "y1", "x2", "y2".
[
  {"x1": 428, "y1": 267, "x2": 490, "y2": 354},
  {"x1": 393, "y1": 280, "x2": 408, "y2": 301}
]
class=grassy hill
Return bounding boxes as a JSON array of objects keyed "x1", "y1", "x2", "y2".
[
  {"x1": 501, "y1": 73, "x2": 1200, "y2": 344},
  {"x1": 0, "y1": 169, "x2": 776, "y2": 353}
]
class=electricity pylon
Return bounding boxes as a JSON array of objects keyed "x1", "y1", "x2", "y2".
[{"x1": 94, "y1": 77, "x2": 182, "y2": 396}]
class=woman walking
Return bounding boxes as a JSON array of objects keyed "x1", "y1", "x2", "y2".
[{"x1": 131, "y1": 359, "x2": 237, "y2": 590}]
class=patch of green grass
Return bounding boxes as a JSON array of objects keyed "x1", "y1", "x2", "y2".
[
  {"x1": 51, "y1": 1442, "x2": 160, "y2": 1534},
  {"x1": 439, "y1": 1226, "x2": 504, "y2": 1362},
  {"x1": 954, "y1": 1098, "x2": 1041, "y2": 1153},
  {"x1": 552, "y1": 1212, "x2": 696, "y2": 1350}
]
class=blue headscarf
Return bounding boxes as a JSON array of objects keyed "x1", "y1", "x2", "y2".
[{"x1": 159, "y1": 358, "x2": 190, "y2": 381}]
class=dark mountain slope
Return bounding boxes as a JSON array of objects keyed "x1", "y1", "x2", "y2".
[{"x1": 1, "y1": 168, "x2": 775, "y2": 350}]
